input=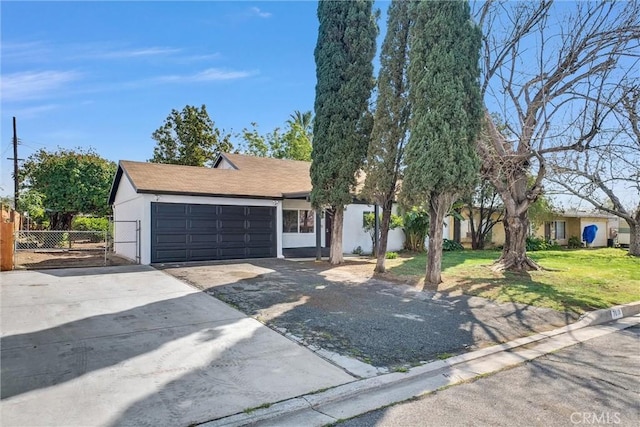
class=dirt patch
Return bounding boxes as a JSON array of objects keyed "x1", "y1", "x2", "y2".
[{"x1": 14, "y1": 251, "x2": 135, "y2": 270}]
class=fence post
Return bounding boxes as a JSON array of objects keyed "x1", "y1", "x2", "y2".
[{"x1": 1, "y1": 223, "x2": 14, "y2": 271}]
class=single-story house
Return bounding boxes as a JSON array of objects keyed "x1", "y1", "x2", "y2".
[
  {"x1": 108, "y1": 153, "x2": 404, "y2": 264},
  {"x1": 444, "y1": 208, "x2": 505, "y2": 249},
  {"x1": 444, "y1": 208, "x2": 619, "y2": 248},
  {"x1": 532, "y1": 209, "x2": 619, "y2": 247}
]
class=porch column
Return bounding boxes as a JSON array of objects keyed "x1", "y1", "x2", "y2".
[{"x1": 316, "y1": 209, "x2": 322, "y2": 261}]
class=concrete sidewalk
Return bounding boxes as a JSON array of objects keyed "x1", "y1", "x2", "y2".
[
  {"x1": 204, "y1": 303, "x2": 640, "y2": 427},
  {"x1": 0, "y1": 266, "x2": 354, "y2": 427}
]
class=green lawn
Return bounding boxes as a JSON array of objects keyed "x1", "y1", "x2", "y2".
[{"x1": 387, "y1": 248, "x2": 640, "y2": 314}]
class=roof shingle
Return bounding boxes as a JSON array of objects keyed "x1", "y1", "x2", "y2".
[{"x1": 116, "y1": 153, "x2": 312, "y2": 200}]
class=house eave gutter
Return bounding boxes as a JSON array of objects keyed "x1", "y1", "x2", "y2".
[{"x1": 137, "y1": 189, "x2": 282, "y2": 201}]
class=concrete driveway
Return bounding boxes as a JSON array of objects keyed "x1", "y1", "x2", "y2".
[
  {"x1": 163, "y1": 259, "x2": 578, "y2": 370},
  {"x1": 0, "y1": 266, "x2": 354, "y2": 427}
]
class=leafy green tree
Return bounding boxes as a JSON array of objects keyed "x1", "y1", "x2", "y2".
[
  {"x1": 362, "y1": 0, "x2": 411, "y2": 272},
  {"x1": 362, "y1": 211, "x2": 403, "y2": 256},
  {"x1": 21, "y1": 148, "x2": 116, "y2": 229},
  {"x1": 19, "y1": 190, "x2": 47, "y2": 226},
  {"x1": 150, "y1": 104, "x2": 232, "y2": 166},
  {"x1": 237, "y1": 113, "x2": 313, "y2": 161},
  {"x1": 311, "y1": 0, "x2": 378, "y2": 265},
  {"x1": 238, "y1": 123, "x2": 283, "y2": 158},
  {"x1": 402, "y1": 0, "x2": 482, "y2": 286}
]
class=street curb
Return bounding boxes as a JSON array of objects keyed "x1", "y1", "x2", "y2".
[
  {"x1": 576, "y1": 301, "x2": 640, "y2": 327},
  {"x1": 200, "y1": 303, "x2": 640, "y2": 427}
]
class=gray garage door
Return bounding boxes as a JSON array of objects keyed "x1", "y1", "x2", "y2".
[{"x1": 151, "y1": 202, "x2": 277, "y2": 263}]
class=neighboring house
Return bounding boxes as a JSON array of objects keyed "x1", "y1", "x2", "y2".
[
  {"x1": 615, "y1": 218, "x2": 630, "y2": 247},
  {"x1": 108, "y1": 153, "x2": 404, "y2": 264},
  {"x1": 444, "y1": 208, "x2": 505, "y2": 249},
  {"x1": 444, "y1": 208, "x2": 619, "y2": 248},
  {"x1": 532, "y1": 209, "x2": 619, "y2": 247}
]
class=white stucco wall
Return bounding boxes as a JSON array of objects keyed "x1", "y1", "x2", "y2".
[
  {"x1": 342, "y1": 204, "x2": 405, "y2": 254},
  {"x1": 112, "y1": 180, "x2": 284, "y2": 264},
  {"x1": 112, "y1": 175, "x2": 144, "y2": 262},
  {"x1": 282, "y1": 199, "x2": 324, "y2": 248}
]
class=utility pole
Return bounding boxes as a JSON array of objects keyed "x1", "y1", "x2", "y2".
[{"x1": 7, "y1": 117, "x2": 20, "y2": 223}]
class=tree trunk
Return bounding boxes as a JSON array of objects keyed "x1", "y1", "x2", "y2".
[
  {"x1": 329, "y1": 207, "x2": 344, "y2": 265},
  {"x1": 374, "y1": 200, "x2": 393, "y2": 273},
  {"x1": 492, "y1": 210, "x2": 540, "y2": 271},
  {"x1": 425, "y1": 192, "x2": 455, "y2": 287},
  {"x1": 629, "y1": 220, "x2": 639, "y2": 257}
]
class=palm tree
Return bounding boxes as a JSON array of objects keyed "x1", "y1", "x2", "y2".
[{"x1": 288, "y1": 110, "x2": 313, "y2": 134}]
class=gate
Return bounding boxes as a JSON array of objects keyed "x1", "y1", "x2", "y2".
[{"x1": 110, "y1": 219, "x2": 141, "y2": 264}]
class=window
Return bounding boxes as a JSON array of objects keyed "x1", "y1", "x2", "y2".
[
  {"x1": 283, "y1": 210, "x2": 298, "y2": 233},
  {"x1": 283, "y1": 209, "x2": 314, "y2": 233},
  {"x1": 299, "y1": 210, "x2": 314, "y2": 233},
  {"x1": 545, "y1": 220, "x2": 566, "y2": 240}
]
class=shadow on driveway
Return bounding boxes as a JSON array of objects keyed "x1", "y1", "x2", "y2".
[
  {"x1": 0, "y1": 266, "x2": 353, "y2": 426},
  {"x1": 161, "y1": 258, "x2": 578, "y2": 369}
]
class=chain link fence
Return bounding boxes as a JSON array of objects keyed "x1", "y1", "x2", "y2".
[
  {"x1": 14, "y1": 230, "x2": 112, "y2": 269},
  {"x1": 13, "y1": 222, "x2": 140, "y2": 269},
  {"x1": 15, "y1": 230, "x2": 108, "y2": 251}
]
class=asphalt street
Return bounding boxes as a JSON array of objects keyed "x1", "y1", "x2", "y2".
[{"x1": 338, "y1": 325, "x2": 640, "y2": 427}]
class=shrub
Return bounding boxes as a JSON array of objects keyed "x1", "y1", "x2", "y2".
[
  {"x1": 385, "y1": 251, "x2": 398, "y2": 259},
  {"x1": 526, "y1": 236, "x2": 561, "y2": 251},
  {"x1": 568, "y1": 236, "x2": 582, "y2": 249},
  {"x1": 71, "y1": 216, "x2": 110, "y2": 243},
  {"x1": 352, "y1": 246, "x2": 363, "y2": 255},
  {"x1": 72, "y1": 216, "x2": 109, "y2": 231},
  {"x1": 443, "y1": 239, "x2": 464, "y2": 251},
  {"x1": 403, "y1": 208, "x2": 430, "y2": 252},
  {"x1": 526, "y1": 236, "x2": 547, "y2": 251}
]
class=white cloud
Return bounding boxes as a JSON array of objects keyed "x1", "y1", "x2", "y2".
[
  {"x1": 1, "y1": 41, "x2": 52, "y2": 63},
  {"x1": 12, "y1": 104, "x2": 61, "y2": 119},
  {"x1": 86, "y1": 47, "x2": 182, "y2": 60},
  {"x1": 0, "y1": 70, "x2": 81, "y2": 101},
  {"x1": 156, "y1": 68, "x2": 257, "y2": 83},
  {"x1": 249, "y1": 7, "x2": 272, "y2": 18},
  {"x1": 178, "y1": 53, "x2": 223, "y2": 63}
]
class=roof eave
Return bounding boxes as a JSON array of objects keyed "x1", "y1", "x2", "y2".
[{"x1": 136, "y1": 189, "x2": 282, "y2": 201}]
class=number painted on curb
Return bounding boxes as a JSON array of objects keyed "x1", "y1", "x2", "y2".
[{"x1": 610, "y1": 308, "x2": 623, "y2": 320}]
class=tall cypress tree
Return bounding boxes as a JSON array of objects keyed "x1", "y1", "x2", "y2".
[
  {"x1": 362, "y1": 0, "x2": 411, "y2": 273},
  {"x1": 311, "y1": 0, "x2": 377, "y2": 264},
  {"x1": 402, "y1": 0, "x2": 482, "y2": 286}
]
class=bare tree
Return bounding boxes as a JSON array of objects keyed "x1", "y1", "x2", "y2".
[
  {"x1": 463, "y1": 178, "x2": 504, "y2": 250},
  {"x1": 548, "y1": 86, "x2": 640, "y2": 256},
  {"x1": 475, "y1": 0, "x2": 639, "y2": 270}
]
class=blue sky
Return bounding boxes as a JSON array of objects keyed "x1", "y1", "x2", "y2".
[{"x1": 2, "y1": 1, "x2": 377, "y2": 195}]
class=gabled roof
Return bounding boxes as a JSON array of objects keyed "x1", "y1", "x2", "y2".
[{"x1": 108, "y1": 153, "x2": 312, "y2": 204}]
